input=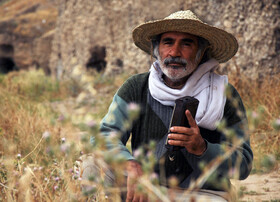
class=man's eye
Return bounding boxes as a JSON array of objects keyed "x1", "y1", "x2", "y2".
[
  {"x1": 183, "y1": 43, "x2": 191, "y2": 46},
  {"x1": 163, "y1": 41, "x2": 172, "y2": 45}
]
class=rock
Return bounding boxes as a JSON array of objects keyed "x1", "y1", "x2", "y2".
[
  {"x1": 0, "y1": 0, "x2": 279, "y2": 78},
  {"x1": 49, "y1": 0, "x2": 280, "y2": 78},
  {"x1": 0, "y1": 0, "x2": 57, "y2": 73}
]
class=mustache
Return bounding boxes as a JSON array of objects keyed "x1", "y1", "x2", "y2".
[{"x1": 163, "y1": 57, "x2": 187, "y2": 67}]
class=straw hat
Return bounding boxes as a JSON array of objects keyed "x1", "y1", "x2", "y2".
[{"x1": 132, "y1": 10, "x2": 238, "y2": 63}]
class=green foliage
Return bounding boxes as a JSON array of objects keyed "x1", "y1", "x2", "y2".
[
  {"x1": 0, "y1": 74, "x2": 5, "y2": 83},
  {"x1": 260, "y1": 155, "x2": 276, "y2": 172},
  {"x1": 1, "y1": 69, "x2": 69, "y2": 102}
]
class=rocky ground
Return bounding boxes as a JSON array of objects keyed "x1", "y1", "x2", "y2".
[{"x1": 232, "y1": 170, "x2": 280, "y2": 201}]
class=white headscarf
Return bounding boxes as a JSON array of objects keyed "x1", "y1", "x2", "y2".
[{"x1": 148, "y1": 58, "x2": 228, "y2": 130}]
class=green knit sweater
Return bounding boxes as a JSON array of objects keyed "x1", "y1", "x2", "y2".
[{"x1": 100, "y1": 72, "x2": 253, "y2": 191}]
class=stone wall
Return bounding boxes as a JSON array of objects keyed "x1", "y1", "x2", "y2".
[
  {"x1": 185, "y1": 0, "x2": 280, "y2": 78},
  {"x1": 1, "y1": 0, "x2": 279, "y2": 78},
  {"x1": 50, "y1": 0, "x2": 280, "y2": 79},
  {"x1": 49, "y1": 0, "x2": 182, "y2": 79},
  {"x1": 0, "y1": 0, "x2": 57, "y2": 74}
]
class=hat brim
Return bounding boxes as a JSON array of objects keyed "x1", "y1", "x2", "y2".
[{"x1": 132, "y1": 19, "x2": 238, "y2": 63}]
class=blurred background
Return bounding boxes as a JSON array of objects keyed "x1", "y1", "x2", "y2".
[{"x1": 0, "y1": 0, "x2": 279, "y2": 78}]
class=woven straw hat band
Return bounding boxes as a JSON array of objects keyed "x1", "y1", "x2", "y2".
[{"x1": 132, "y1": 10, "x2": 238, "y2": 63}]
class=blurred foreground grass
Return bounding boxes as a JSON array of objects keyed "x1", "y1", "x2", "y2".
[
  {"x1": 0, "y1": 68, "x2": 279, "y2": 201},
  {"x1": 229, "y1": 69, "x2": 280, "y2": 173}
]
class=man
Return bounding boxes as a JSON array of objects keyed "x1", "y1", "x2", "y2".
[{"x1": 94, "y1": 10, "x2": 253, "y2": 201}]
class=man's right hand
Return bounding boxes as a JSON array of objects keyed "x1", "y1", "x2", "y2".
[{"x1": 126, "y1": 160, "x2": 146, "y2": 202}]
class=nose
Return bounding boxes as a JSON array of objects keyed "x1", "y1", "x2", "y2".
[{"x1": 168, "y1": 44, "x2": 181, "y2": 57}]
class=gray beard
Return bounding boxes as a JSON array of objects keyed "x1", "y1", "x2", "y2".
[{"x1": 158, "y1": 57, "x2": 197, "y2": 82}]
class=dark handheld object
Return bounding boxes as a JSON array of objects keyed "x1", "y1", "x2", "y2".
[{"x1": 165, "y1": 96, "x2": 199, "y2": 151}]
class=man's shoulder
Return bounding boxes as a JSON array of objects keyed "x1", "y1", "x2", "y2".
[
  {"x1": 117, "y1": 72, "x2": 150, "y2": 101},
  {"x1": 226, "y1": 83, "x2": 241, "y2": 99},
  {"x1": 224, "y1": 82, "x2": 247, "y2": 123},
  {"x1": 121, "y1": 72, "x2": 150, "y2": 89},
  {"x1": 126, "y1": 72, "x2": 150, "y2": 83}
]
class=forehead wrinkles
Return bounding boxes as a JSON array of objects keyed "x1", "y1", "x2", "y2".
[{"x1": 160, "y1": 32, "x2": 198, "y2": 43}]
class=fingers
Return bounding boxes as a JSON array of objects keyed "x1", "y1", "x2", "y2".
[
  {"x1": 170, "y1": 110, "x2": 198, "y2": 133},
  {"x1": 136, "y1": 164, "x2": 143, "y2": 176},
  {"x1": 170, "y1": 127, "x2": 193, "y2": 136},
  {"x1": 126, "y1": 176, "x2": 135, "y2": 202},
  {"x1": 126, "y1": 180, "x2": 147, "y2": 202},
  {"x1": 139, "y1": 195, "x2": 147, "y2": 202},
  {"x1": 167, "y1": 139, "x2": 187, "y2": 147},
  {"x1": 168, "y1": 110, "x2": 205, "y2": 155},
  {"x1": 126, "y1": 191, "x2": 140, "y2": 202},
  {"x1": 185, "y1": 109, "x2": 197, "y2": 127},
  {"x1": 126, "y1": 161, "x2": 146, "y2": 202},
  {"x1": 126, "y1": 193, "x2": 146, "y2": 202},
  {"x1": 167, "y1": 133, "x2": 195, "y2": 147},
  {"x1": 168, "y1": 133, "x2": 189, "y2": 141}
]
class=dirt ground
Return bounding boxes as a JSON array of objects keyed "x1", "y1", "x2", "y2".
[{"x1": 231, "y1": 169, "x2": 280, "y2": 201}]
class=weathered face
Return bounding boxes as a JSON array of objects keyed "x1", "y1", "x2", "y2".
[{"x1": 158, "y1": 32, "x2": 199, "y2": 81}]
